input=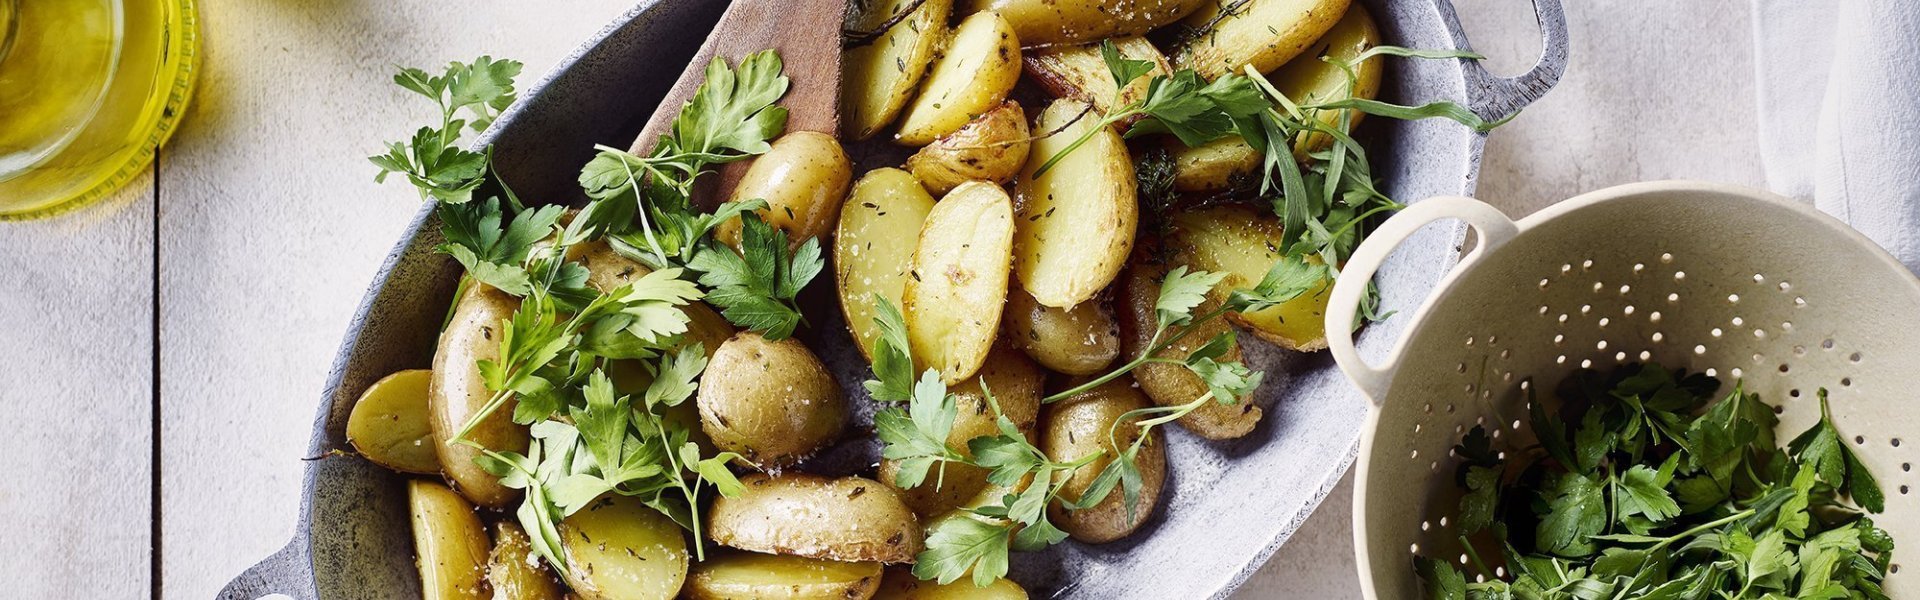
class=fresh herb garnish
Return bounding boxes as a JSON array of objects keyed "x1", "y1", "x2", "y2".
[{"x1": 369, "y1": 56, "x2": 524, "y2": 204}]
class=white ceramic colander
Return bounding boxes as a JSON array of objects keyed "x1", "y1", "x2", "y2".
[{"x1": 1325, "y1": 181, "x2": 1919, "y2": 599}]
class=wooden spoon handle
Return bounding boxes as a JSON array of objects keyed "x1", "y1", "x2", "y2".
[{"x1": 627, "y1": 0, "x2": 845, "y2": 155}]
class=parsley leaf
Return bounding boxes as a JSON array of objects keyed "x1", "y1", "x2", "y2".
[
  {"x1": 686, "y1": 213, "x2": 822, "y2": 339},
  {"x1": 914, "y1": 515, "x2": 1013, "y2": 587}
]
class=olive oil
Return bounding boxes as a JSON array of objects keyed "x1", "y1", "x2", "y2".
[{"x1": 0, "y1": 0, "x2": 198, "y2": 220}]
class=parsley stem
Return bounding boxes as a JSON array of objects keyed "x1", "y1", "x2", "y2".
[
  {"x1": 1040, "y1": 304, "x2": 1236, "y2": 404},
  {"x1": 1030, "y1": 109, "x2": 1137, "y2": 179},
  {"x1": 1457, "y1": 535, "x2": 1497, "y2": 581}
]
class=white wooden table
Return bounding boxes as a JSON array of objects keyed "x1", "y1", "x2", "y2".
[{"x1": 0, "y1": 0, "x2": 1765, "y2": 597}]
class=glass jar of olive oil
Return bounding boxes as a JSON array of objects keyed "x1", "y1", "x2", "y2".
[{"x1": 0, "y1": 0, "x2": 199, "y2": 220}]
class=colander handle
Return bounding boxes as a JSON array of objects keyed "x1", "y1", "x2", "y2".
[{"x1": 1326, "y1": 196, "x2": 1519, "y2": 403}]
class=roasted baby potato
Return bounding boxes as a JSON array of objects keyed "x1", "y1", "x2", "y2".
[
  {"x1": 836, "y1": 168, "x2": 938, "y2": 361},
  {"x1": 904, "y1": 181, "x2": 1015, "y2": 384},
  {"x1": 1014, "y1": 99, "x2": 1137, "y2": 309},
  {"x1": 1170, "y1": 136, "x2": 1260, "y2": 193},
  {"x1": 1003, "y1": 285, "x2": 1119, "y2": 375},
  {"x1": 1024, "y1": 37, "x2": 1170, "y2": 120},
  {"x1": 430, "y1": 284, "x2": 528, "y2": 508},
  {"x1": 698, "y1": 333, "x2": 848, "y2": 468},
  {"x1": 1118, "y1": 260, "x2": 1262, "y2": 439},
  {"x1": 879, "y1": 345, "x2": 1044, "y2": 516},
  {"x1": 1269, "y1": 2, "x2": 1382, "y2": 155},
  {"x1": 905, "y1": 101, "x2": 1031, "y2": 195},
  {"x1": 688, "y1": 552, "x2": 883, "y2": 600},
  {"x1": 1169, "y1": 205, "x2": 1332, "y2": 350},
  {"x1": 558, "y1": 494, "x2": 689, "y2": 600},
  {"x1": 896, "y1": 12, "x2": 1023, "y2": 145},
  {"x1": 569, "y1": 238, "x2": 735, "y2": 357},
  {"x1": 718, "y1": 131, "x2": 853, "y2": 249},
  {"x1": 409, "y1": 480, "x2": 491, "y2": 600},
  {"x1": 488, "y1": 522, "x2": 564, "y2": 600},
  {"x1": 968, "y1": 0, "x2": 1208, "y2": 46},
  {"x1": 1041, "y1": 378, "x2": 1166, "y2": 543},
  {"x1": 709, "y1": 473, "x2": 925, "y2": 564},
  {"x1": 1172, "y1": 0, "x2": 1352, "y2": 79},
  {"x1": 346, "y1": 369, "x2": 438, "y2": 474},
  {"x1": 843, "y1": 0, "x2": 954, "y2": 140},
  {"x1": 875, "y1": 567, "x2": 1030, "y2": 599}
]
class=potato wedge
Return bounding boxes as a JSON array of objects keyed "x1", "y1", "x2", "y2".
[
  {"x1": 1023, "y1": 37, "x2": 1170, "y2": 119},
  {"x1": 429, "y1": 284, "x2": 528, "y2": 508},
  {"x1": 1118, "y1": 259, "x2": 1262, "y2": 439},
  {"x1": 1269, "y1": 2, "x2": 1382, "y2": 156},
  {"x1": 905, "y1": 101, "x2": 1031, "y2": 195},
  {"x1": 698, "y1": 333, "x2": 848, "y2": 468},
  {"x1": 895, "y1": 12, "x2": 1022, "y2": 146},
  {"x1": 836, "y1": 168, "x2": 939, "y2": 362},
  {"x1": 559, "y1": 494, "x2": 689, "y2": 600},
  {"x1": 875, "y1": 567, "x2": 1030, "y2": 599},
  {"x1": 717, "y1": 131, "x2": 853, "y2": 250},
  {"x1": 1171, "y1": 0, "x2": 1352, "y2": 79},
  {"x1": 1013, "y1": 99, "x2": 1137, "y2": 309},
  {"x1": 709, "y1": 473, "x2": 925, "y2": 564},
  {"x1": 1041, "y1": 378, "x2": 1166, "y2": 543},
  {"x1": 688, "y1": 552, "x2": 883, "y2": 600},
  {"x1": 1003, "y1": 285, "x2": 1120, "y2": 375},
  {"x1": 1169, "y1": 205, "x2": 1332, "y2": 350},
  {"x1": 569, "y1": 238, "x2": 735, "y2": 357},
  {"x1": 347, "y1": 369, "x2": 438, "y2": 474},
  {"x1": 1170, "y1": 136, "x2": 1260, "y2": 193},
  {"x1": 904, "y1": 181, "x2": 1014, "y2": 384},
  {"x1": 879, "y1": 345, "x2": 1043, "y2": 516},
  {"x1": 843, "y1": 0, "x2": 954, "y2": 140},
  {"x1": 968, "y1": 0, "x2": 1208, "y2": 46},
  {"x1": 488, "y1": 522, "x2": 565, "y2": 600},
  {"x1": 409, "y1": 480, "x2": 491, "y2": 600}
]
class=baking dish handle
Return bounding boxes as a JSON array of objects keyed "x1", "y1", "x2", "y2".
[
  {"x1": 218, "y1": 535, "x2": 316, "y2": 600},
  {"x1": 1435, "y1": 0, "x2": 1569, "y2": 123},
  {"x1": 1326, "y1": 196, "x2": 1519, "y2": 403}
]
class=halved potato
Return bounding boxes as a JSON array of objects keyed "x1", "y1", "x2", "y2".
[
  {"x1": 1013, "y1": 99, "x2": 1137, "y2": 309},
  {"x1": 874, "y1": 567, "x2": 1030, "y2": 599},
  {"x1": 687, "y1": 552, "x2": 883, "y2": 600},
  {"x1": 429, "y1": 284, "x2": 528, "y2": 508},
  {"x1": 558, "y1": 494, "x2": 689, "y2": 600},
  {"x1": 709, "y1": 473, "x2": 925, "y2": 564},
  {"x1": 1169, "y1": 136, "x2": 1259, "y2": 193},
  {"x1": 347, "y1": 369, "x2": 438, "y2": 474},
  {"x1": 904, "y1": 181, "x2": 1014, "y2": 384},
  {"x1": 718, "y1": 131, "x2": 853, "y2": 250},
  {"x1": 698, "y1": 333, "x2": 848, "y2": 468},
  {"x1": 1168, "y1": 205, "x2": 1333, "y2": 350},
  {"x1": 967, "y1": 0, "x2": 1208, "y2": 46},
  {"x1": 1041, "y1": 378, "x2": 1166, "y2": 543},
  {"x1": 487, "y1": 522, "x2": 564, "y2": 600},
  {"x1": 878, "y1": 345, "x2": 1044, "y2": 516},
  {"x1": 569, "y1": 238, "x2": 734, "y2": 357},
  {"x1": 837, "y1": 168, "x2": 939, "y2": 361},
  {"x1": 408, "y1": 480, "x2": 491, "y2": 600},
  {"x1": 843, "y1": 0, "x2": 954, "y2": 140},
  {"x1": 1023, "y1": 37, "x2": 1170, "y2": 120},
  {"x1": 1117, "y1": 259, "x2": 1262, "y2": 439},
  {"x1": 1171, "y1": 0, "x2": 1352, "y2": 79},
  {"x1": 895, "y1": 12, "x2": 1023, "y2": 146},
  {"x1": 906, "y1": 101, "x2": 1031, "y2": 195},
  {"x1": 1003, "y1": 286, "x2": 1119, "y2": 375},
  {"x1": 1269, "y1": 2, "x2": 1383, "y2": 156}
]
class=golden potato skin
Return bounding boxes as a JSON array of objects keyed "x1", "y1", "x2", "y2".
[
  {"x1": 905, "y1": 101, "x2": 1031, "y2": 195},
  {"x1": 1172, "y1": 0, "x2": 1352, "y2": 79},
  {"x1": 1003, "y1": 285, "x2": 1120, "y2": 375},
  {"x1": 1169, "y1": 136, "x2": 1260, "y2": 193},
  {"x1": 896, "y1": 12, "x2": 1023, "y2": 145},
  {"x1": 1169, "y1": 205, "x2": 1333, "y2": 350},
  {"x1": 1041, "y1": 378, "x2": 1166, "y2": 543},
  {"x1": 1013, "y1": 99, "x2": 1137, "y2": 309},
  {"x1": 709, "y1": 473, "x2": 925, "y2": 564},
  {"x1": 878, "y1": 345, "x2": 1044, "y2": 516},
  {"x1": 1268, "y1": 2, "x2": 1382, "y2": 156},
  {"x1": 835, "y1": 168, "x2": 938, "y2": 362},
  {"x1": 488, "y1": 522, "x2": 565, "y2": 600},
  {"x1": 842, "y1": 0, "x2": 954, "y2": 140},
  {"x1": 347, "y1": 369, "x2": 439, "y2": 474},
  {"x1": 968, "y1": 0, "x2": 1208, "y2": 46},
  {"x1": 1118, "y1": 260, "x2": 1262, "y2": 439},
  {"x1": 569, "y1": 239, "x2": 735, "y2": 357},
  {"x1": 430, "y1": 284, "x2": 528, "y2": 508},
  {"x1": 1023, "y1": 37, "x2": 1170, "y2": 121},
  {"x1": 903, "y1": 181, "x2": 1015, "y2": 385},
  {"x1": 409, "y1": 480, "x2": 492, "y2": 600},
  {"x1": 687, "y1": 552, "x2": 883, "y2": 600},
  {"x1": 698, "y1": 333, "x2": 848, "y2": 468},
  {"x1": 718, "y1": 132, "x2": 853, "y2": 250},
  {"x1": 874, "y1": 567, "x2": 1030, "y2": 599},
  {"x1": 558, "y1": 494, "x2": 689, "y2": 600}
]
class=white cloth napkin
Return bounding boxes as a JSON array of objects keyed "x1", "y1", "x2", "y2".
[{"x1": 1751, "y1": 0, "x2": 1920, "y2": 273}]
